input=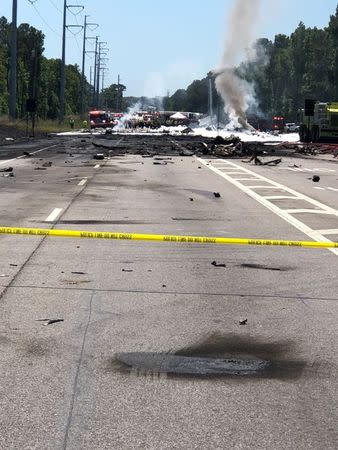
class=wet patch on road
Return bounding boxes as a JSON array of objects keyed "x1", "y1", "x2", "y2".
[{"x1": 110, "y1": 333, "x2": 307, "y2": 381}]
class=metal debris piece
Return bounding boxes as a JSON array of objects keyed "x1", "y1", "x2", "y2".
[
  {"x1": 0, "y1": 167, "x2": 13, "y2": 172},
  {"x1": 153, "y1": 161, "x2": 167, "y2": 165},
  {"x1": 71, "y1": 271, "x2": 87, "y2": 275},
  {"x1": 34, "y1": 167, "x2": 47, "y2": 170},
  {"x1": 189, "y1": 198, "x2": 194, "y2": 202},
  {"x1": 42, "y1": 161, "x2": 52, "y2": 167},
  {"x1": 213, "y1": 192, "x2": 221, "y2": 198},
  {"x1": 94, "y1": 153, "x2": 105, "y2": 160},
  {"x1": 23, "y1": 151, "x2": 31, "y2": 157},
  {"x1": 239, "y1": 319, "x2": 248, "y2": 325},
  {"x1": 122, "y1": 269, "x2": 133, "y2": 272},
  {"x1": 211, "y1": 261, "x2": 226, "y2": 268},
  {"x1": 37, "y1": 318, "x2": 64, "y2": 326},
  {"x1": 312, "y1": 175, "x2": 320, "y2": 182}
]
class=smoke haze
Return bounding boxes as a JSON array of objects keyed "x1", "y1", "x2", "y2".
[{"x1": 215, "y1": 0, "x2": 261, "y2": 129}]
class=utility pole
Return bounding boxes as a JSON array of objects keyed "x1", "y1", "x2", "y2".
[
  {"x1": 59, "y1": 0, "x2": 67, "y2": 122},
  {"x1": 208, "y1": 77, "x2": 213, "y2": 127},
  {"x1": 116, "y1": 74, "x2": 120, "y2": 112},
  {"x1": 96, "y1": 42, "x2": 108, "y2": 108},
  {"x1": 59, "y1": 1, "x2": 84, "y2": 122},
  {"x1": 92, "y1": 36, "x2": 98, "y2": 107},
  {"x1": 80, "y1": 16, "x2": 98, "y2": 115},
  {"x1": 9, "y1": 0, "x2": 18, "y2": 119}
]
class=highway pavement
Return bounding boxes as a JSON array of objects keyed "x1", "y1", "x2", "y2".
[{"x1": 0, "y1": 136, "x2": 337, "y2": 449}]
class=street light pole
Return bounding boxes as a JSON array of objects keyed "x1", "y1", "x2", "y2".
[{"x1": 59, "y1": 0, "x2": 67, "y2": 122}]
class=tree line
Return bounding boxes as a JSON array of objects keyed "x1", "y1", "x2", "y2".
[
  {"x1": 2, "y1": 6, "x2": 338, "y2": 122},
  {"x1": 153, "y1": 5, "x2": 338, "y2": 122}
]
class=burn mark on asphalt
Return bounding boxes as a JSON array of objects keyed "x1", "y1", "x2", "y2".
[
  {"x1": 110, "y1": 333, "x2": 308, "y2": 381},
  {"x1": 239, "y1": 263, "x2": 293, "y2": 271}
]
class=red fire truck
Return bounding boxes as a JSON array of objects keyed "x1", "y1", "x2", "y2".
[
  {"x1": 89, "y1": 110, "x2": 112, "y2": 129},
  {"x1": 271, "y1": 116, "x2": 286, "y2": 132}
]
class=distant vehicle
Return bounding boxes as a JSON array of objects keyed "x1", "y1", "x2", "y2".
[
  {"x1": 299, "y1": 101, "x2": 338, "y2": 142},
  {"x1": 89, "y1": 110, "x2": 112, "y2": 129},
  {"x1": 284, "y1": 122, "x2": 299, "y2": 133},
  {"x1": 271, "y1": 116, "x2": 286, "y2": 132}
]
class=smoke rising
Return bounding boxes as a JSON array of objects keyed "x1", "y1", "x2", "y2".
[{"x1": 215, "y1": 0, "x2": 261, "y2": 129}]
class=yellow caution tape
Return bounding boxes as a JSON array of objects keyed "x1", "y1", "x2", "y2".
[{"x1": 0, "y1": 226, "x2": 337, "y2": 248}]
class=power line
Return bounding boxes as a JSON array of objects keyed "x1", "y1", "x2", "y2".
[
  {"x1": 27, "y1": 0, "x2": 61, "y2": 37},
  {"x1": 48, "y1": 0, "x2": 63, "y2": 14}
]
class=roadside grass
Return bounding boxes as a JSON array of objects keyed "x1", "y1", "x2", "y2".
[{"x1": 0, "y1": 116, "x2": 81, "y2": 135}]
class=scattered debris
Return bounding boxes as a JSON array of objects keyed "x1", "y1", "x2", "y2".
[
  {"x1": 211, "y1": 261, "x2": 226, "y2": 268},
  {"x1": 23, "y1": 151, "x2": 31, "y2": 157},
  {"x1": 5, "y1": 137, "x2": 14, "y2": 141},
  {"x1": 190, "y1": 198, "x2": 194, "y2": 202},
  {"x1": 213, "y1": 192, "x2": 221, "y2": 198},
  {"x1": 71, "y1": 271, "x2": 87, "y2": 275},
  {"x1": 34, "y1": 167, "x2": 47, "y2": 170},
  {"x1": 94, "y1": 153, "x2": 105, "y2": 160},
  {"x1": 240, "y1": 263, "x2": 283, "y2": 271},
  {"x1": 122, "y1": 269, "x2": 133, "y2": 272},
  {"x1": 312, "y1": 175, "x2": 320, "y2": 182},
  {"x1": 42, "y1": 161, "x2": 52, "y2": 167},
  {"x1": 37, "y1": 318, "x2": 64, "y2": 326},
  {"x1": 0, "y1": 167, "x2": 13, "y2": 172},
  {"x1": 162, "y1": 284, "x2": 166, "y2": 288},
  {"x1": 179, "y1": 149, "x2": 194, "y2": 156},
  {"x1": 9, "y1": 264, "x2": 18, "y2": 267},
  {"x1": 153, "y1": 161, "x2": 167, "y2": 165},
  {"x1": 181, "y1": 127, "x2": 194, "y2": 134},
  {"x1": 239, "y1": 319, "x2": 248, "y2": 325}
]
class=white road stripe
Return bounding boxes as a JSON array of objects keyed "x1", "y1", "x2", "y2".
[
  {"x1": 327, "y1": 187, "x2": 338, "y2": 192},
  {"x1": 94, "y1": 164, "x2": 100, "y2": 169},
  {"x1": 219, "y1": 171, "x2": 246, "y2": 175},
  {"x1": 45, "y1": 208, "x2": 63, "y2": 222},
  {"x1": 233, "y1": 178, "x2": 260, "y2": 181},
  {"x1": 263, "y1": 195, "x2": 301, "y2": 200},
  {"x1": 245, "y1": 185, "x2": 280, "y2": 189},
  {"x1": 0, "y1": 144, "x2": 58, "y2": 166},
  {"x1": 284, "y1": 209, "x2": 331, "y2": 214},
  {"x1": 78, "y1": 178, "x2": 87, "y2": 186},
  {"x1": 316, "y1": 229, "x2": 338, "y2": 235},
  {"x1": 314, "y1": 187, "x2": 325, "y2": 190},
  {"x1": 197, "y1": 158, "x2": 338, "y2": 256}
]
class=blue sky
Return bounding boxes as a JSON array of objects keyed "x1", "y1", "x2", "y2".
[{"x1": 2, "y1": 0, "x2": 338, "y2": 96}]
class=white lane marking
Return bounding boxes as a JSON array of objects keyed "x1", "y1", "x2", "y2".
[
  {"x1": 233, "y1": 178, "x2": 260, "y2": 181},
  {"x1": 263, "y1": 195, "x2": 301, "y2": 200},
  {"x1": 78, "y1": 178, "x2": 87, "y2": 186},
  {"x1": 327, "y1": 187, "x2": 338, "y2": 192},
  {"x1": 316, "y1": 229, "x2": 338, "y2": 235},
  {"x1": 0, "y1": 144, "x2": 58, "y2": 166},
  {"x1": 284, "y1": 209, "x2": 331, "y2": 214},
  {"x1": 94, "y1": 164, "x2": 100, "y2": 169},
  {"x1": 219, "y1": 171, "x2": 246, "y2": 175},
  {"x1": 45, "y1": 207, "x2": 63, "y2": 223},
  {"x1": 245, "y1": 185, "x2": 280, "y2": 189},
  {"x1": 197, "y1": 158, "x2": 338, "y2": 256},
  {"x1": 314, "y1": 187, "x2": 325, "y2": 190}
]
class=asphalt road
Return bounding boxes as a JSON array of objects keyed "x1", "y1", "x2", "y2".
[{"x1": 0, "y1": 136, "x2": 337, "y2": 450}]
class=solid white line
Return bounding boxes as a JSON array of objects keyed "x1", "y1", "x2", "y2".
[
  {"x1": 197, "y1": 158, "x2": 338, "y2": 256},
  {"x1": 78, "y1": 178, "x2": 87, "y2": 186},
  {"x1": 94, "y1": 164, "x2": 100, "y2": 169},
  {"x1": 327, "y1": 187, "x2": 338, "y2": 192},
  {"x1": 45, "y1": 207, "x2": 63, "y2": 223},
  {"x1": 284, "y1": 209, "x2": 331, "y2": 214},
  {"x1": 0, "y1": 143, "x2": 58, "y2": 166},
  {"x1": 315, "y1": 229, "x2": 338, "y2": 235}
]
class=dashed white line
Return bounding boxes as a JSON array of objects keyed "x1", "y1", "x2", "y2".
[
  {"x1": 327, "y1": 187, "x2": 338, "y2": 192},
  {"x1": 78, "y1": 178, "x2": 87, "y2": 186},
  {"x1": 314, "y1": 187, "x2": 325, "y2": 190},
  {"x1": 197, "y1": 158, "x2": 338, "y2": 256},
  {"x1": 45, "y1": 208, "x2": 63, "y2": 223},
  {"x1": 94, "y1": 164, "x2": 100, "y2": 169}
]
